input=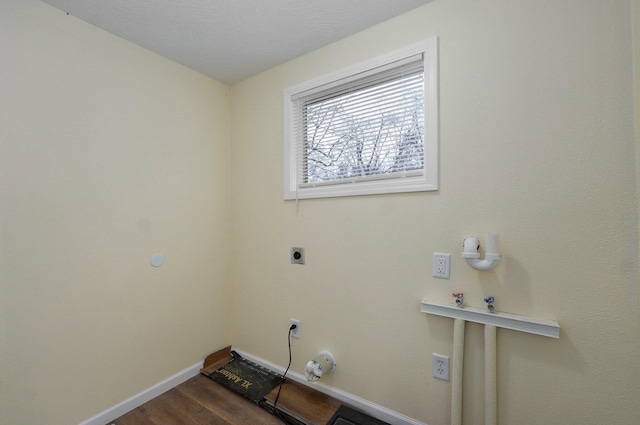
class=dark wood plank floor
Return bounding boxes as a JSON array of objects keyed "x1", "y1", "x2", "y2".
[{"x1": 108, "y1": 373, "x2": 342, "y2": 425}]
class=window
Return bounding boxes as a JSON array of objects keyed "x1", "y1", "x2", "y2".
[{"x1": 284, "y1": 37, "x2": 438, "y2": 200}]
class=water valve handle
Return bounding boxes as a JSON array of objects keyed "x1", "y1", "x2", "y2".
[
  {"x1": 484, "y1": 296, "x2": 495, "y2": 313},
  {"x1": 452, "y1": 292, "x2": 464, "y2": 308}
]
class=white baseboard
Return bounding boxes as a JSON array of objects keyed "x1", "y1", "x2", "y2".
[
  {"x1": 79, "y1": 350, "x2": 426, "y2": 425},
  {"x1": 234, "y1": 348, "x2": 426, "y2": 425},
  {"x1": 77, "y1": 361, "x2": 203, "y2": 425}
]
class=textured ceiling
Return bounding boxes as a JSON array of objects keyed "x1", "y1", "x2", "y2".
[{"x1": 40, "y1": 0, "x2": 432, "y2": 85}]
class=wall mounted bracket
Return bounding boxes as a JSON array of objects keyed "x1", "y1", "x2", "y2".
[{"x1": 420, "y1": 300, "x2": 560, "y2": 338}]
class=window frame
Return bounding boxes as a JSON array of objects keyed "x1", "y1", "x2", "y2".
[{"x1": 283, "y1": 37, "x2": 439, "y2": 200}]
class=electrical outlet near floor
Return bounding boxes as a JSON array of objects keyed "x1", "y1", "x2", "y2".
[
  {"x1": 290, "y1": 319, "x2": 300, "y2": 339},
  {"x1": 432, "y1": 353, "x2": 450, "y2": 381}
]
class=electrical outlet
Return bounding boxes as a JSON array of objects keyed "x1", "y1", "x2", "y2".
[
  {"x1": 290, "y1": 319, "x2": 300, "y2": 339},
  {"x1": 432, "y1": 353, "x2": 450, "y2": 381},
  {"x1": 432, "y1": 253, "x2": 451, "y2": 278},
  {"x1": 291, "y1": 247, "x2": 305, "y2": 265}
]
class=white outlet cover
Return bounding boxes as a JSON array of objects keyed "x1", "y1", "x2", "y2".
[
  {"x1": 432, "y1": 353, "x2": 450, "y2": 381},
  {"x1": 432, "y1": 252, "x2": 451, "y2": 278},
  {"x1": 290, "y1": 319, "x2": 300, "y2": 338}
]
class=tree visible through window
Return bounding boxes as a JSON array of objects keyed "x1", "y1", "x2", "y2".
[
  {"x1": 284, "y1": 37, "x2": 438, "y2": 200},
  {"x1": 304, "y1": 72, "x2": 424, "y2": 184}
]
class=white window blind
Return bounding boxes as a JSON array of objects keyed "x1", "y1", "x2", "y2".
[{"x1": 284, "y1": 37, "x2": 438, "y2": 200}]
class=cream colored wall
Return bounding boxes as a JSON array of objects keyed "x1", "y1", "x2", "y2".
[
  {"x1": 1, "y1": 1, "x2": 637, "y2": 425},
  {"x1": 635, "y1": 2, "x2": 640, "y2": 261},
  {"x1": 230, "y1": 1, "x2": 639, "y2": 424},
  {"x1": 0, "y1": 1, "x2": 232, "y2": 424}
]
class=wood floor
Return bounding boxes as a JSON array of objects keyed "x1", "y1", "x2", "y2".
[{"x1": 108, "y1": 368, "x2": 343, "y2": 425}]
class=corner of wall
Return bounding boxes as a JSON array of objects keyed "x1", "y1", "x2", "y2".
[{"x1": 633, "y1": 0, "x2": 640, "y2": 275}]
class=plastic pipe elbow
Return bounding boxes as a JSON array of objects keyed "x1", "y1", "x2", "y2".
[
  {"x1": 462, "y1": 235, "x2": 501, "y2": 271},
  {"x1": 462, "y1": 236, "x2": 481, "y2": 259}
]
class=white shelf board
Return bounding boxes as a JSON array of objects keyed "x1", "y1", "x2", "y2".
[{"x1": 420, "y1": 300, "x2": 560, "y2": 338}]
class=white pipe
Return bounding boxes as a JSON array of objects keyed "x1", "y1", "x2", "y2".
[
  {"x1": 462, "y1": 234, "x2": 501, "y2": 271},
  {"x1": 485, "y1": 234, "x2": 499, "y2": 255},
  {"x1": 484, "y1": 325, "x2": 497, "y2": 425},
  {"x1": 451, "y1": 319, "x2": 465, "y2": 425}
]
